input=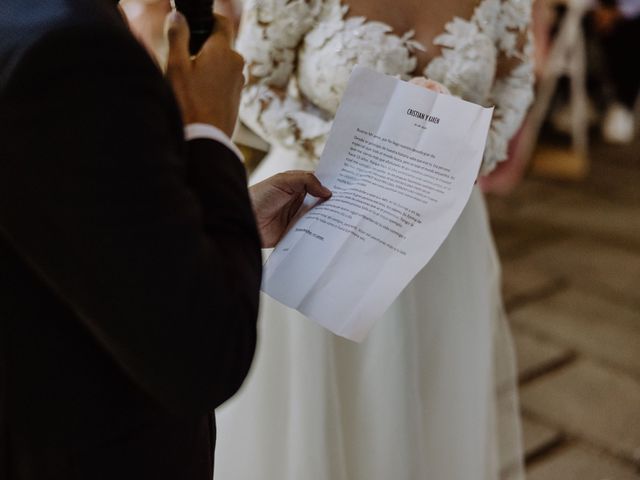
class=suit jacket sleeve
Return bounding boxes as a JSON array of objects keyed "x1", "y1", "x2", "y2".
[{"x1": 0, "y1": 23, "x2": 262, "y2": 416}]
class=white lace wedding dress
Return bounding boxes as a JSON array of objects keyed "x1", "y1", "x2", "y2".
[{"x1": 215, "y1": 1, "x2": 534, "y2": 479}]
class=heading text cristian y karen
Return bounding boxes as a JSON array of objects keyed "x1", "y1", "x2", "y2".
[{"x1": 406, "y1": 108, "x2": 440, "y2": 124}]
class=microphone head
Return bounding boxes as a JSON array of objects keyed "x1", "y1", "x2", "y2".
[{"x1": 172, "y1": 0, "x2": 215, "y2": 54}]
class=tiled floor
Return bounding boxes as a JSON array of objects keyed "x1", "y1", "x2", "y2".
[{"x1": 488, "y1": 139, "x2": 640, "y2": 478}]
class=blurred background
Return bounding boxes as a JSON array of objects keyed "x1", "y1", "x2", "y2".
[
  {"x1": 482, "y1": 0, "x2": 640, "y2": 477},
  {"x1": 124, "y1": 0, "x2": 640, "y2": 476}
]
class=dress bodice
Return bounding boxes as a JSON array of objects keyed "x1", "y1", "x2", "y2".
[
  {"x1": 237, "y1": 0, "x2": 534, "y2": 174},
  {"x1": 296, "y1": 1, "x2": 423, "y2": 115}
]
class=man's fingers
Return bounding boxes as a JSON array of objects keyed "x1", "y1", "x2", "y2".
[
  {"x1": 200, "y1": 14, "x2": 235, "y2": 53},
  {"x1": 306, "y1": 176, "x2": 332, "y2": 199},
  {"x1": 165, "y1": 10, "x2": 190, "y2": 71},
  {"x1": 283, "y1": 172, "x2": 332, "y2": 199},
  {"x1": 214, "y1": 14, "x2": 235, "y2": 46}
]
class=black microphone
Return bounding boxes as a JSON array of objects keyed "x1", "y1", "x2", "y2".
[{"x1": 172, "y1": 0, "x2": 216, "y2": 55}]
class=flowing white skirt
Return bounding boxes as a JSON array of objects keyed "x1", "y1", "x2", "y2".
[{"x1": 214, "y1": 147, "x2": 524, "y2": 480}]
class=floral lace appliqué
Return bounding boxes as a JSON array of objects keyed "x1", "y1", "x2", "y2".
[{"x1": 237, "y1": 0, "x2": 534, "y2": 172}]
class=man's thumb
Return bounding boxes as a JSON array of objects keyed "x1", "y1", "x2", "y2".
[{"x1": 165, "y1": 10, "x2": 190, "y2": 70}]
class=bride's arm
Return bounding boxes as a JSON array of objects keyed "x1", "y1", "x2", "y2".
[
  {"x1": 236, "y1": 0, "x2": 331, "y2": 159},
  {"x1": 481, "y1": 0, "x2": 535, "y2": 175}
]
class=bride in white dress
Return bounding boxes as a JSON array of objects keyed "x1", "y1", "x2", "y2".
[{"x1": 215, "y1": 1, "x2": 534, "y2": 479}]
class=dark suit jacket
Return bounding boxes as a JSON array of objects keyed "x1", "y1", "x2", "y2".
[{"x1": 0, "y1": 1, "x2": 262, "y2": 478}]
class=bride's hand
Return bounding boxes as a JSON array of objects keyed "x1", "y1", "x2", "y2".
[
  {"x1": 409, "y1": 77, "x2": 451, "y2": 95},
  {"x1": 249, "y1": 171, "x2": 332, "y2": 248}
]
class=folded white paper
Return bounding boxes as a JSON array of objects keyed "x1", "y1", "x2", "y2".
[{"x1": 262, "y1": 66, "x2": 494, "y2": 342}]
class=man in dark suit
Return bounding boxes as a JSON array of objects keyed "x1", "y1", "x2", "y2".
[{"x1": 0, "y1": 1, "x2": 330, "y2": 478}]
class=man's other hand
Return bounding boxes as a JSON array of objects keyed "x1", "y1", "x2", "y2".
[
  {"x1": 249, "y1": 172, "x2": 332, "y2": 248},
  {"x1": 165, "y1": 11, "x2": 244, "y2": 136}
]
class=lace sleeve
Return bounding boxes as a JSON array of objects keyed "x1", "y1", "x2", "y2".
[
  {"x1": 480, "y1": 0, "x2": 535, "y2": 174},
  {"x1": 236, "y1": 0, "x2": 331, "y2": 159}
]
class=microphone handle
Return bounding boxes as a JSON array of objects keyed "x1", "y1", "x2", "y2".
[{"x1": 172, "y1": 0, "x2": 216, "y2": 55}]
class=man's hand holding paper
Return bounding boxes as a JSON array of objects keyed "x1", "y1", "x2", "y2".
[{"x1": 249, "y1": 171, "x2": 333, "y2": 248}]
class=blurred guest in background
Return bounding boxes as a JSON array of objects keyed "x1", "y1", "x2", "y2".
[{"x1": 592, "y1": 0, "x2": 640, "y2": 144}]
